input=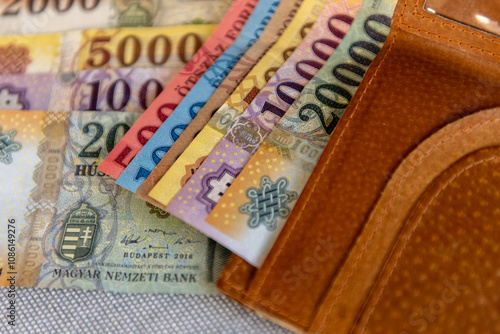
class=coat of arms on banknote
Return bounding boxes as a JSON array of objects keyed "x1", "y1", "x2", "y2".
[{"x1": 59, "y1": 203, "x2": 99, "y2": 262}]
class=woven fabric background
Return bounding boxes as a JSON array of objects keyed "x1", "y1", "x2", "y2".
[{"x1": 1, "y1": 287, "x2": 291, "y2": 333}]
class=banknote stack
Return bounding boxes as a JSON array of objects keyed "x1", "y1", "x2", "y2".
[{"x1": 0, "y1": 0, "x2": 395, "y2": 298}]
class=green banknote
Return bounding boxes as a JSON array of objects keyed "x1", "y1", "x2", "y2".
[{"x1": 0, "y1": 110, "x2": 230, "y2": 294}]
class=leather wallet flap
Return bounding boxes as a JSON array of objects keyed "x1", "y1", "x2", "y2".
[{"x1": 311, "y1": 107, "x2": 500, "y2": 333}]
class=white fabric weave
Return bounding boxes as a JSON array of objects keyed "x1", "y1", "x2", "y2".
[{"x1": 1, "y1": 287, "x2": 290, "y2": 333}]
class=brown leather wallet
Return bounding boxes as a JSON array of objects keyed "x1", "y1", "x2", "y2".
[{"x1": 218, "y1": 0, "x2": 500, "y2": 333}]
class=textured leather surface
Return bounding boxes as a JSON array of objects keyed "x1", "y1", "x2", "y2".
[
  {"x1": 313, "y1": 108, "x2": 500, "y2": 333},
  {"x1": 218, "y1": 0, "x2": 500, "y2": 332},
  {"x1": 351, "y1": 146, "x2": 500, "y2": 334}
]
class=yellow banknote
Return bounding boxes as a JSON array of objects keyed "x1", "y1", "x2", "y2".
[
  {"x1": 70, "y1": 25, "x2": 216, "y2": 72},
  {"x1": 0, "y1": 24, "x2": 217, "y2": 75}
]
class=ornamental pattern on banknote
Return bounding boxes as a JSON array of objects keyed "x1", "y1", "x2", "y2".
[
  {"x1": 181, "y1": 156, "x2": 207, "y2": 187},
  {"x1": 59, "y1": 203, "x2": 99, "y2": 262},
  {"x1": 226, "y1": 118, "x2": 267, "y2": 153},
  {"x1": 227, "y1": 75, "x2": 260, "y2": 108},
  {"x1": 146, "y1": 202, "x2": 171, "y2": 219},
  {"x1": 0, "y1": 84, "x2": 30, "y2": 110},
  {"x1": 117, "y1": 3, "x2": 153, "y2": 26},
  {"x1": 0, "y1": 45, "x2": 31, "y2": 75},
  {"x1": 197, "y1": 163, "x2": 242, "y2": 212},
  {"x1": 0, "y1": 127, "x2": 22, "y2": 165},
  {"x1": 240, "y1": 176, "x2": 297, "y2": 231}
]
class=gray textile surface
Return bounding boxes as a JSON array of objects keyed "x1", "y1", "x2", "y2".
[{"x1": 1, "y1": 287, "x2": 291, "y2": 333}]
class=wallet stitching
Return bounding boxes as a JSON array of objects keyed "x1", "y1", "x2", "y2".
[
  {"x1": 219, "y1": 280, "x2": 245, "y2": 299},
  {"x1": 318, "y1": 117, "x2": 500, "y2": 329},
  {"x1": 412, "y1": 4, "x2": 500, "y2": 49},
  {"x1": 403, "y1": 25, "x2": 499, "y2": 56},
  {"x1": 243, "y1": 0, "x2": 410, "y2": 327},
  {"x1": 359, "y1": 153, "x2": 499, "y2": 331}
]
